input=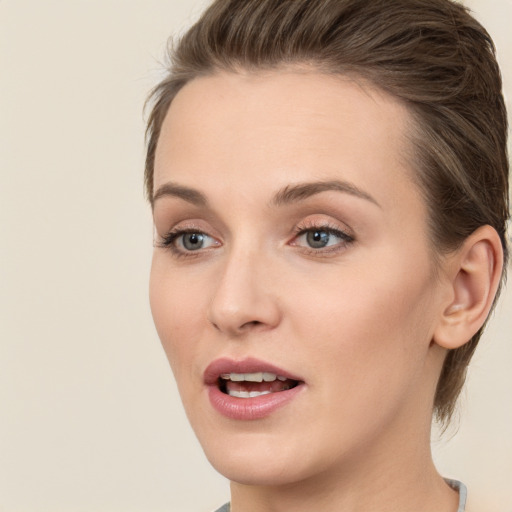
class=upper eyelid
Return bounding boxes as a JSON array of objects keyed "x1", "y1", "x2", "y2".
[
  {"x1": 293, "y1": 217, "x2": 354, "y2": 237},
  {"x1": 155, "y1": 219, "x2": 220, "y2": 239},
  {"x1": 152, "y1": 207, "x2": 228, "y2": 236}
]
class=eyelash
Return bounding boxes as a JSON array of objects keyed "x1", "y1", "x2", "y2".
[
  {"x1": 155, "y1": 228, "x2": 217, "y2": 259},
  {"x1": 156, "y1": 222, "x2": 354, "y2": 258},
  {"x1": 291, "y1": 222, "x2": 354, "y2": 255}
]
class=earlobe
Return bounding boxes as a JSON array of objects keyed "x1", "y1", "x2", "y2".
[{"x1": 433, "y1": 225, "x2": 503, "y2": 350}]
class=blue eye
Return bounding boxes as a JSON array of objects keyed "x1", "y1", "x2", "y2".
[
  {"x1": 181, "y1": 232, "x2": 206, "y2": 250},
  {"x1": 294, "y1": 226, "x2": 353, "y2": 251},
  {"x1": 305, "y1": 230, "x2": 333, "y2": 248},
  {"x1": 159, "y1": 229, "x2": 219, "y2": 254}
]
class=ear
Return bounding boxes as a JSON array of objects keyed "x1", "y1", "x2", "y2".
[{"x1": 433, "y1": 225, "x2": 504, "y2": 350}]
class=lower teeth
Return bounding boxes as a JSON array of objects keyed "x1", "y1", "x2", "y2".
[{"x1": 228, "y1": 390, "x2": 272, "y2": 398}]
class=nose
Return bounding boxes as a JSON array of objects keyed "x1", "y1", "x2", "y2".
[{"x1": 207, "y1": 248, "x2": 282, "y2": 336}]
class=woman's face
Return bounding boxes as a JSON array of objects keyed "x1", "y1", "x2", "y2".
[{"x1": 150, "y1": 71, "x2": 448, "y2": 486}]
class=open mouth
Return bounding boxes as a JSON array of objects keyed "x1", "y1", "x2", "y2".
[
  {"x1": 205, "y1": 358, "x2": 304, "y2": 419},
  {"x1": 218, "y1": 372, "x2": 300, "y2": 398}
]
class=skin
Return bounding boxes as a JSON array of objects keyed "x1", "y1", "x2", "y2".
[{"x1": 149, "y1": 70, "x2": 464, "y2": 512}]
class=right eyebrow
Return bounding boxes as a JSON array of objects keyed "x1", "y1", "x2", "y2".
[{"x1": 152, "y1": 182, "x2": 208, "y2": 207}]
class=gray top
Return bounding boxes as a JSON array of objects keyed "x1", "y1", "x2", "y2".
[
  {"x1": 213, "y1": 480, "x2": 467, "y2": 512},
  {"x1": 446, "y1": 479, "x2": 468, "y2": 512}
]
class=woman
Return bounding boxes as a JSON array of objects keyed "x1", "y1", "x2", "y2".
[{"x1": 145, "y1": 0, "x2": 509, "y2": 510}]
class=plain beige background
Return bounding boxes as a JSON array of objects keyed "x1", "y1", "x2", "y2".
[{"x1": 0, "y1": 1, "x2": 510, "y2": 511}]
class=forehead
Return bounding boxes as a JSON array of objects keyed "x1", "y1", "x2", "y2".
[{"x1": 154, "y1": 69, "x2": 418, "y2": 211}]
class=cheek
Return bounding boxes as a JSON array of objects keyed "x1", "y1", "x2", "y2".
[
  {"x1": 290, "y1": 252, "x2": 438, "y2": 396},
  {"x1": 149, "y1": 256, "x2": 208, "y2": 382}
]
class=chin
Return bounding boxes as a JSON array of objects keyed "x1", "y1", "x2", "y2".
[
  {"x1": 208, "y1": 451, "x2": 309, "y2": 487},
  {"x1": 196, "y1": 424, "x2": 332, "y2": 487}
]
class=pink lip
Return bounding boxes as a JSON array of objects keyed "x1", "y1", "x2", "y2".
[{"x1": 204, "y1": 357, "x2": 305, "y2": 420}]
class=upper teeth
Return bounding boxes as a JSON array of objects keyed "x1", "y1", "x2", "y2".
[{"x1": 220, "y1": 372, "x2": 288, "y2": 382}]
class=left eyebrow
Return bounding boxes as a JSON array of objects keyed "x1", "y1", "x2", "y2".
[{"x1": 270, "y1": 180, "x2": 381, "y2": 208}]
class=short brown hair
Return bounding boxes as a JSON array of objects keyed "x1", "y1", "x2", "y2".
[{"x1": 145, "y1": 0, "x2": 509, "y2": 425}]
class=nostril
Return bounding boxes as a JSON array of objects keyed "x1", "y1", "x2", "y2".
[{"x1": 242, "y1": 320, "x2": 262, "y2": 328}]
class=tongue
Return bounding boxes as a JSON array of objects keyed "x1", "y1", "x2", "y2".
[{"x1": 225, "y1": 379, "x2": 296, "y2": 394}]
